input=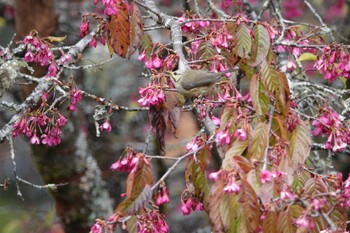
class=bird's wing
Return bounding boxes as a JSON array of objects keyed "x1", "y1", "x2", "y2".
[{"x1": 181, "y1": 70, "x2": 222, "y2": 90}]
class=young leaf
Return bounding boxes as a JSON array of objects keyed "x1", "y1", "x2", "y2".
[
  {"x1": 185, "y1": 148, "x2": 210, "y2": 205},
  {"x1": 222, "y1": 138, "x2": 249, "y2": 170},
  {"x1": 117, "y1": 185, "x2": 152, "y2": 215},
  {"x1": 148, "y1": 104, "x2": 168, "y2": 155},
  {"x1": 208, "y1": 179, "x2": 225, "y2": 233},
  {"x1": 115, "y1": 156, "x2": 153, "y2": 216},
  {"x1": 262, "y1": 210, "x2": 277, "y2": 233},
  {"x1": 261, "y1": 60, "x2": 280, "y2": 97},
  {"x1": 250, "y1": 24, "x2": 270, "y2": 67},
  {"x1": 298, "y1": 52, "x2": 317, "y2": 62},
  {"x1": 249, "y1": 74, "x2": 269, "y2": 116},
  {"x1": 128, "y1": 1, "x2": 143, "y2": 59},
  {"x1": 248, "y1": 121, "x2": 268, "y2": 160},
  {"x1": 106, "y1": 0, "x2": 130, "y2": 58},
  {"x1": 276, "y1": 207, "x2": 294, "y2": 233},
  {"x1": 231, "y1": 179, "x2": 260, "y2": 232},
  {"x1": 235, "y1": 22, "x2": 252, "y2": 59},
  {"x1": 261, "y1": 61, "x2": 290, "y2": 116},
  {"x1": 288, "y1": 121, "x2": 311, "y2": 167}
]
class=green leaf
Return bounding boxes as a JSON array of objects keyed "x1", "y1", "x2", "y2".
[
  {"x1": 261, "y1": 61, "x2": 290, "y2": 116},
  {"x1": 186, "y1": 148, "x2": 210, "y2": 205},
  {"x1": 261, "y1": 60, "x2": 280, "y2": 97},
  {"x1": 250, "y1": 74, "x2": 269, "y2": 115},
  {"x1": 235, "y1": 22, "x2": 252, "y2": 59},
  {"x1": 248, "y1": 121, "x2": 268, "y2": 160},
  {"x1": 198, "y1": 40, "x2": 217, "y2": 61},
  {"x1": 298, "y1": 52, "x2": 317, "y2": 62},
  {"x1": 222, "y1": 138, "x2": 249, "y2": 170},
  {"x1": 250, "y1": 24, "x2": 270, "y2": 67}
]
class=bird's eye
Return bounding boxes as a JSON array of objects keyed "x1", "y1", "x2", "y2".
[{"x1": 173, "y1": 71, "x2": 178, "y2": 75}]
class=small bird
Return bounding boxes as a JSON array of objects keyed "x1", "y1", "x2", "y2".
[{"x1": 169, "y1": 68, "x2": 235, "y2": 97}]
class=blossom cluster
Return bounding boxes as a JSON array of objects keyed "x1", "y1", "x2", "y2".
[
  {"x1": 156, "y1": 185, "x2": 170, "y2": 206},
  {"x1": 136, "y1": 209, "x2": 169, "y2": 233},
  {"x1": 23, "y1": 31, "x2": 71, "y2": 77},
  {"x1": 111, "y1": 147, "x2": 139, "y2": 173},
  {"x1": 12, "y1": 105, "x2": 68, "y2": 146},
  {"x1": 178, "y1": 16, "x2": 210, "y2": 33},
  {"x1": 312, "y1": 109, "x2": 349, "y2": 152},
  {"x1": 138, "y1": 84, "x2": 165, "y2": 107},
  {"x1": 314, "y1": 46, "x2": 350, "y2": 82},
  {"x1": 93, "y1": 0, "x2": 118, "y2": 16},
  {"x1": 180, "y1": 191, "x2": 204, "y2": 216}
]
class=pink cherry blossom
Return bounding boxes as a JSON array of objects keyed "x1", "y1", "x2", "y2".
[{"x1": 138, "y1": 84, "x2": 165, "y2": 106}]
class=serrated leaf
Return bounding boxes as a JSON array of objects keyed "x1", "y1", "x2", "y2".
[
  {"x1": 232, "y1": 155, "x2": 253, "y2": 177},
  {"x1": 250, "y1": 74, "x2": 269, "y2": 115},
  {"x1": 128, "y1": 2, "x2": 143, "y2": 59},
  {"x1": 261, "y1": 60, "x2": 280, "y2": 96},
  {"x1": 149, "y1": 104, "x2": 168, "y2": 155},
  {"x1": 234, "y1": 179, "x2": 260, "y2": 232},
  {"x1": 208, "y1": 179, "x2": 225, "y2": 233},
  {"x1": 261, "y1": 61, "x2": 290, "y2": 116},
  {"x1": 250, "y1": 24, "x2": 270, "y2": 67},
  {"x1": 106, "y1": 0, "x2": 130, "y2": 58},
  {"x1": 291, "y1": 171, "x2": 310, "y2": 193},
  {"x1": 186, "y1": 148, "x2": 210, "y2": 205},
  {"x1": 235, "y1": 23, "x2": 252, "y2": 59},
  {"x1": 248, "y1": 121, "x2": 268, "y2": 160},
  {"x1": 288, "y1": 121, "x2": 311, "y2": 166},
  {"x1": 298, "y1": 52, "x2": 317, "y2": 62},
  {"x1": 198, "y1": 40, "x2": 217, "y2": 60},
  {"x1": 262, "y1": 210, "x2": 277, "y2": 233},
  {"x1": 276, "y1": 72, "x2": 291, "y2": 116},
  {"x1": 222, "y1": 138, "x2": 249, "y2": 170},
  {"x1": 276, "y1": 208, "x2": 294, "y2": 233}
]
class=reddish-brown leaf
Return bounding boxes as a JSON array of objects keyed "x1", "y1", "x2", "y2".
[
  {"x1": 232, "y1": 155, "x2": 254, "y2": 177},
  {"x1": 276, "y1": 207, "x2": 295, "y2": 233},
  {"x1": 116, "y1": 156, "x2": 153, "y2": 216},
  {"x1": 106, "y1": 0, "x2": 130, "y2": 58},
  {"x1": 288, "y1": 121, "x2": 311, "y2": 167},
  {"x1": 148, "y1": 104, "x2": 168, "y2": 155},
  {"x1": 208, "y1": 179, "x2": 225, "y2": 233},
  {"x1": 128, "y1": 1, "x2": 143, "y2": 59},
  {"x1": 262, "y1": 210, "x2": 277, "y2": 233},
  {"x1": 236, "y1": 179, "x2": 260, "y2": 232}
]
